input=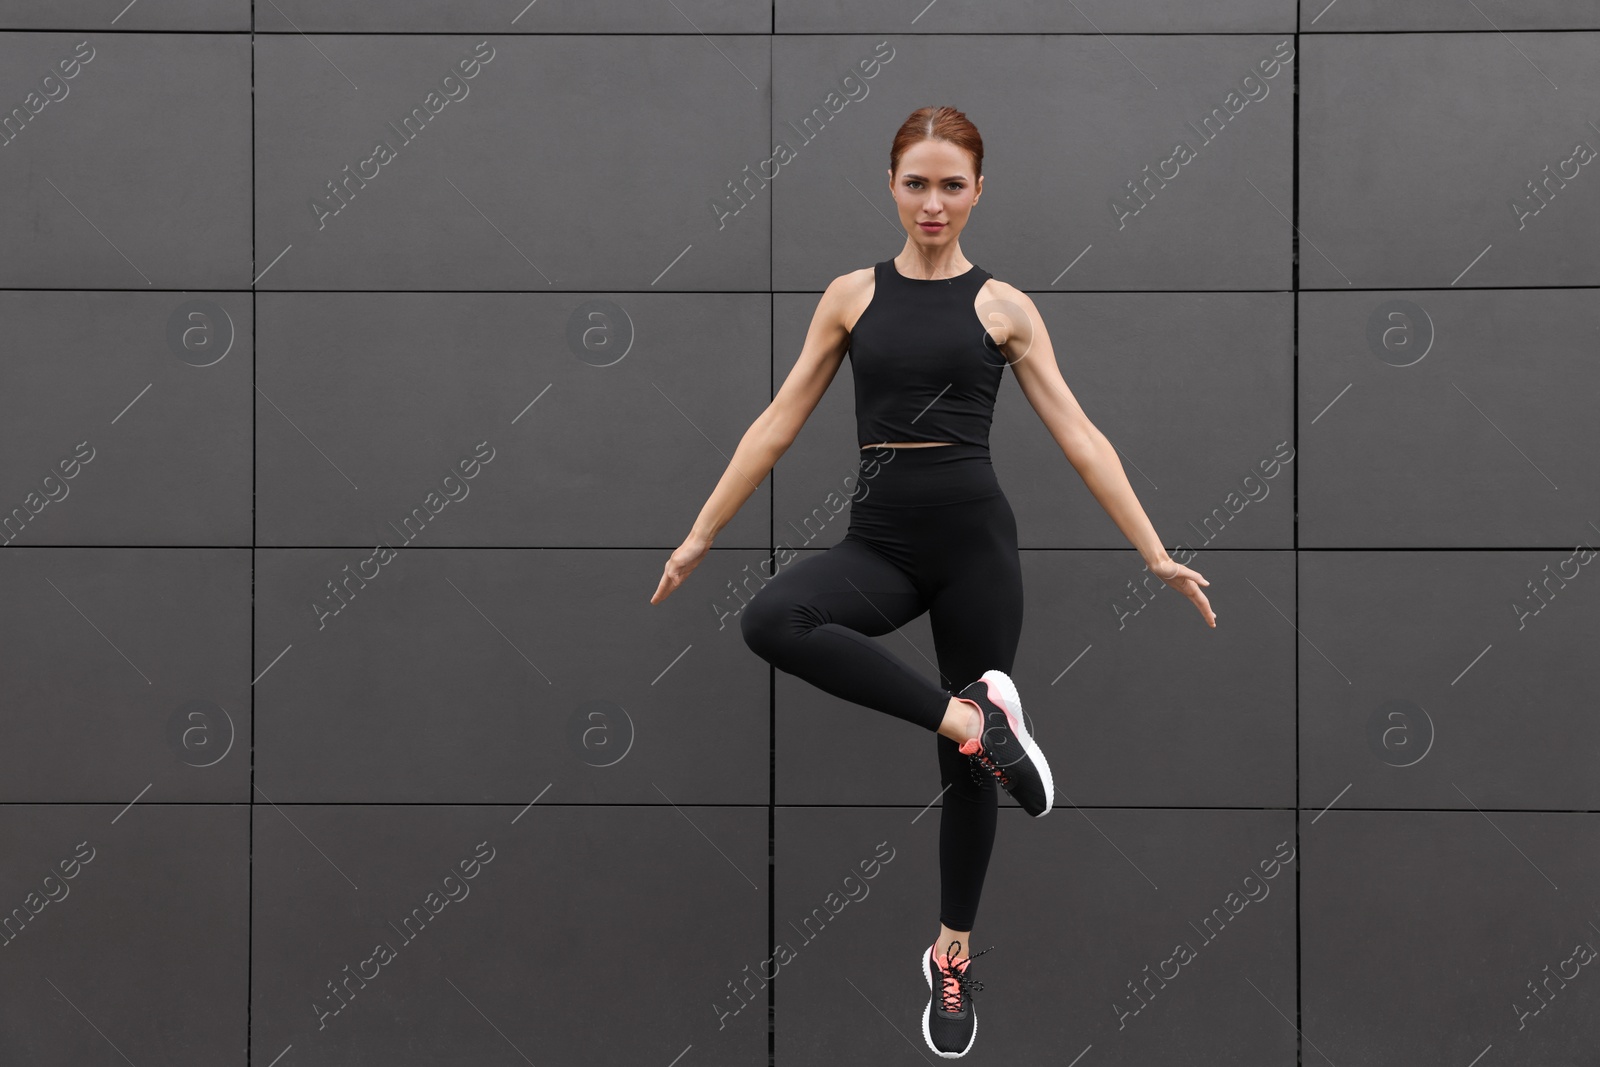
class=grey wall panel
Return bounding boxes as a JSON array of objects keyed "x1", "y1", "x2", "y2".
[
  {"x1": 254, "y1": 547, "x2": 769, "y2": 804},
  {"x1": 0, "y1": 548, "x2": 250, "y2": 802},
  {"x1": 0, "y1": 291, "x2": 252, "y2": 547},
  {"x1": 252, "y1": 34, "x2": 771, "y2": 291},
  {"x1": 1299, "y1": 33, "x2": 1600, "y2": 289},
  {"x1": 775, "y1": 806, "x2": 1296, "y2": 1063},
  {"x1": 1302, "y1": 811, "x2": 1600, "y2": 1065},
  {"x1": 258, "y1": 0, "x2": 767, "y2": 34},
  {"x1": 1299, "y1": 289, "x2": 1600, "y2": 546},
  {"x1": 250, "y1": 803, "x2": 767, "y2": 1065},
  {"x1": 776, "y1": 549, "x2": 1293, "y2": 807},
  {"x1": 1299, "y1": 551, "x2": 1600, "y2": 811},
  {"x1": 0, "y1": 33, "x2": 251, "y2": 289},
  {"x1": 3, "y1": 11, "x2": 1595, "y2": 1064},
  {"x1": 773, "y1": 290, "x2": 1295, "y2": 550},
  {"x1": 0, "y1": 804, "x2": 247, "y2": 1065},
  {"x1": 773, "y1": 34, "x2": 1296, "y2": 292},
  {"x1": 0, "y1": 3, "x2": 248, "y2": 30},
  {"x1": 1301, "y1": 0, "x2": 1600, "y2": 32},
  {"x1": 779, "y1": 0, "x2": 1295, "y2": 34},
  {"x1": 253, "y1": 292, "x2": 771, "y2": 548}
]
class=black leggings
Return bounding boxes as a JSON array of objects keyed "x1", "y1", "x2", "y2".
[{"x1": 739, "y1": 442, "x2": 1023, "y2": 931}]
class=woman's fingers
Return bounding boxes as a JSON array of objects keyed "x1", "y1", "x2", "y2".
[
  {"x1": 650, "y1": 564, "x2": 679, "y2": 604},
  {"x1": 1151, "y1": 558, "x2": 1215, "y2": 627}
]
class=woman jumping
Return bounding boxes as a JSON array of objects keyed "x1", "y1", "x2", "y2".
[{"x1": 650, "y1": 105, "x2": 1216, "y2": 1059}]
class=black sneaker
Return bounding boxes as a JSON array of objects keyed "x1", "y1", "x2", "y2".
[
  {"x1": 921, "y1": 938, "x2": 989, "y2": 1058},
  {"x1": 956, "y1": 669, "x2": 1054, "y2": 817}
]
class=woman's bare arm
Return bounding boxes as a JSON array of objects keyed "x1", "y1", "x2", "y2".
[
  {"x1": 651, "y1": 270, "x2": 865, "y2": 604},
  {"x1": 989, "y1": 282, "x2": 1216, "y2": 626}
]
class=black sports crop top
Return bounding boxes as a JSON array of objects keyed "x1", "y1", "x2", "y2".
[{"x1": 845, "y1": 258, "x2": 1006, "y2": 450}]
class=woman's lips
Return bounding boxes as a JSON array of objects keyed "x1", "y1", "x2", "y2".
[{"x1": 918, "y1": 222, "x2": 945, "y2": 231}]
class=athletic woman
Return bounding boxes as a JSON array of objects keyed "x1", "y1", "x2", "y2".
[{"x1": 650, "y1": 106, "x2": 1216, "y2": 1058}]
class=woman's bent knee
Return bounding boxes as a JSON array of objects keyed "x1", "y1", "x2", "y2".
[{"x1": 739, "y1": 590, "x2": 793, "y2": 660}]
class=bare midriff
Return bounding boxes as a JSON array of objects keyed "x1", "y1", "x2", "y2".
[{"x1": 860, "y1": 441, "x2": 956, "y2": 449}]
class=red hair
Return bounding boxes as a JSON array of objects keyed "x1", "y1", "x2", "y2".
[{"x1": 889, "y1": 106, "x2": 984, "y2": 180}]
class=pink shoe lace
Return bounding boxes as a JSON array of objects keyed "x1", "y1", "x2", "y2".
[
  {"x1": 932, "y1": 939, "x2": 989, "y2": 1013},
  {"x1": 959, "y1": 736, "x2": 1012, "y2": 789}
]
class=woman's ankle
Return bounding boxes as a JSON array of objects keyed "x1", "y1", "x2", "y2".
[{"x1": 938, "y1": 696, "x2": 982, "y2": 744}]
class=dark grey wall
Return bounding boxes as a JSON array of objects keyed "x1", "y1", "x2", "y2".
[{"x1": 1, "y1": 2, "x2": 1597, "y2": 1064}]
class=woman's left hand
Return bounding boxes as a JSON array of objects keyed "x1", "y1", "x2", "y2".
[{"x1": 1150, "y1": 557, "x2": 1216, "y2": 628}]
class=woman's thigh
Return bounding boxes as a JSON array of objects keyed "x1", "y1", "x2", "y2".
[
  {"x1": 741, "y1": 535, "x2": 928, "y2": 644},
  {"x1": 923, "y1": 493, "x2": 1023, "y2": 690}
]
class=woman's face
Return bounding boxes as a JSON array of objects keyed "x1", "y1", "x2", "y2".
[{"x1": 888, "y1": 139, "x2": 982, "y2": 249}]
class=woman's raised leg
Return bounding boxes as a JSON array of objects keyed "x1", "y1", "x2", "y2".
[{"x1": 739, "y1": 537, "x2": 953, "y2": 731}]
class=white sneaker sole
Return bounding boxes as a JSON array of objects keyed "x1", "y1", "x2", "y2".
[
  {"x1": 920, "y1": 945, "x2": 977, "y2": 1059},
  {"x1": 981, "y1": 668, "x2": 1054, "y2": 816}
]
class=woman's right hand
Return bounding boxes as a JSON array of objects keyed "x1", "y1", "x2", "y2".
[{"x1": 650, "y1": 533, "x2": 713, "y2": 605}]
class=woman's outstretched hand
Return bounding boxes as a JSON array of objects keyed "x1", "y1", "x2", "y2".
[
  {"x1": 650, "y1": 534, "x2": 713, "y2": 605},
  {"x1": 1150, "y1": 556, "x2": 1216, "y2": 627}
]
